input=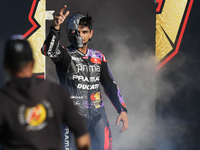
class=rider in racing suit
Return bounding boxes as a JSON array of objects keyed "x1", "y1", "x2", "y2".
[{"x1": 41, "y1": 5, "x2": 128, "y2": 150}]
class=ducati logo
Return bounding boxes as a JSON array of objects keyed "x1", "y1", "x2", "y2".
[{"x1": 156, "y1": 0, "x2": 194, "y2": 70}]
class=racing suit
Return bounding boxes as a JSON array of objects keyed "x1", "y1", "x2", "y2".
[{"x1": 41, "y1": 26, "x2": 127, "y2": 150}]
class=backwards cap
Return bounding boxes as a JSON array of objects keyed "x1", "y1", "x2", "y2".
[{"x1": 4, "y1": 35, "x2": 33, "y2": 68}]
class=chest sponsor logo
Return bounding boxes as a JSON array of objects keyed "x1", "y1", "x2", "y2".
[
  {"x1": 90, "y1": 92, "x2": 102, "y2": 108},
  {"x1": 91, "y1": 58, "x2": 102, "y2": 64},
  {"x1": 73, "y1": 75, "x2": 100, "y2": 82},
  {"x1": 90, "y1": 92, "x2": 100, "y2": 101},
  {"x1": 18, "y1": 99, "x2": 54, "y2": 131},
  {"x1": 82, "y1": 56, "x2": 88, "y2": 59},
  {"x1": 76, "y1": 64, "x2": 100, "y2": 73},
  {"x1": 77, "y1": 83, "x2": 99, "y2": 90},
  {"x1": 71, "y1": 96, "x2": 83, "y2": 99}
]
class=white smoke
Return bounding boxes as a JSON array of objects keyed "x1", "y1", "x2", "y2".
[
  {"x1": 101, "y1": 33, "x2": 189, "y2": 150},
  {"x1": 100, "y1": 29, "x2": 156, "y2": 150}
]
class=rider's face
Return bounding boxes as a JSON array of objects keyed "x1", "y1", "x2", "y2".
[{"x1": 78, "y1": 25, "x2": 93, "y2": 44}]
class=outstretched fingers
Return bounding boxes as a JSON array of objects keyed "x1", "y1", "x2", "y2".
[
  {"x1": 59, "y1": 5, "x2": 67, "y2": 14},
  {"x1": 59, "y1": 5, "x2": 70, "y2": 18},
  {"x1": 54, "y1": 5, "x2": 70, "y2": 29}
]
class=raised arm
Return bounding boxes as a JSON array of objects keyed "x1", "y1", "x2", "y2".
[{"x1": 41, "y1": 5, "x2": 71, "y2": 64}]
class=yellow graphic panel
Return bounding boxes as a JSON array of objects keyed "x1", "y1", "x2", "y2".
[
  {"x1": 28, "y1": 0, "x2": 45, "y2": 74},
  {"x1": 156, "y1": 0, "x2": 187, "y2": 63}
]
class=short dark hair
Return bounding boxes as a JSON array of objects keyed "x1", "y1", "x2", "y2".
[
  {"x1": 78, "y1": 12, "x2": 94, "y2": 31},
  {"x1": 7, "y1": 61, "x2": 31, "y2": 72}
]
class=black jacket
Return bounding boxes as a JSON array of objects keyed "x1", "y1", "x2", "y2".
[{"x1": 0, "y1": 76, "x2": 87, "y2": 150}]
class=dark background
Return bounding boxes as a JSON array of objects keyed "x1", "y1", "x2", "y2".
[
  {"x1": 156, "y1": 0, "x2": 200, "y2": 150},
  {"x1": 0, "y1": 0, "x2": 34, "y2": 85}
]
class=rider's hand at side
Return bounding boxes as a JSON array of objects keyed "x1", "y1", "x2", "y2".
[{"x1": 116, "y1": 111, "x2": 129, "y2": 133}]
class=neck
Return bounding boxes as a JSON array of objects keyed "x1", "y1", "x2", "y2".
[
  {"x1": 78, "y1": 44, "x2": 88, "y2": 54},
  {"x1": 8, "y1": 61, "x2": 34, "y2": 78},
  {"x1": 14, "y1": 69, "x2": 33, "y2": 78}
]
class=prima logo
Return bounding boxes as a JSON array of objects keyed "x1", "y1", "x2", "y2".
[{"x1": 76, "y1": 64, "x2": 100, "y2": 73}]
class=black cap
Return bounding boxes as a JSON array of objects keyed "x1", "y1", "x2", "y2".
[{"x1": 4, "y1": 35, "x2": 33, "y2": 68}]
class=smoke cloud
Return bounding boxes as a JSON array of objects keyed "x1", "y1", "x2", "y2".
[{"x1": 98, "y1": 20, "x2": 156, "y2": 149}]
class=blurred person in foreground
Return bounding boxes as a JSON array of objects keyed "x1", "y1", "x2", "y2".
[
  {"x1": 0, "y1": 35, "x2": 90, "y2": 150},
  {"x1": 41, "y1": 5, "x2": 128, "y2": 150}
]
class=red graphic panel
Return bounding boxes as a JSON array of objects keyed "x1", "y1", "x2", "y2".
[
  {"x1": 22, "y1": 0, "x2": 40, "y2": 39},
  {"x1": 156, "y1": 0, "x2": 165, "y2": 14}
]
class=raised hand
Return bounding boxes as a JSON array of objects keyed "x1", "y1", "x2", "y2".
[{"x1": 53, "y1": 5, "x2": 70, "y2": 30}]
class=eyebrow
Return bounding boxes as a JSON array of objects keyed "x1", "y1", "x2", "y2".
[{"x1": 78, "y1": 29, "x2": 90, "y2": 32}]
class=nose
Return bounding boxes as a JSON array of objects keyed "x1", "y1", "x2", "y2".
[
  {"x1": 79, "y1": 32, "x2": 84, "y2": 41},
  {"x1": 79, "y1": 31, "x2": 83, "y2": 38}
]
